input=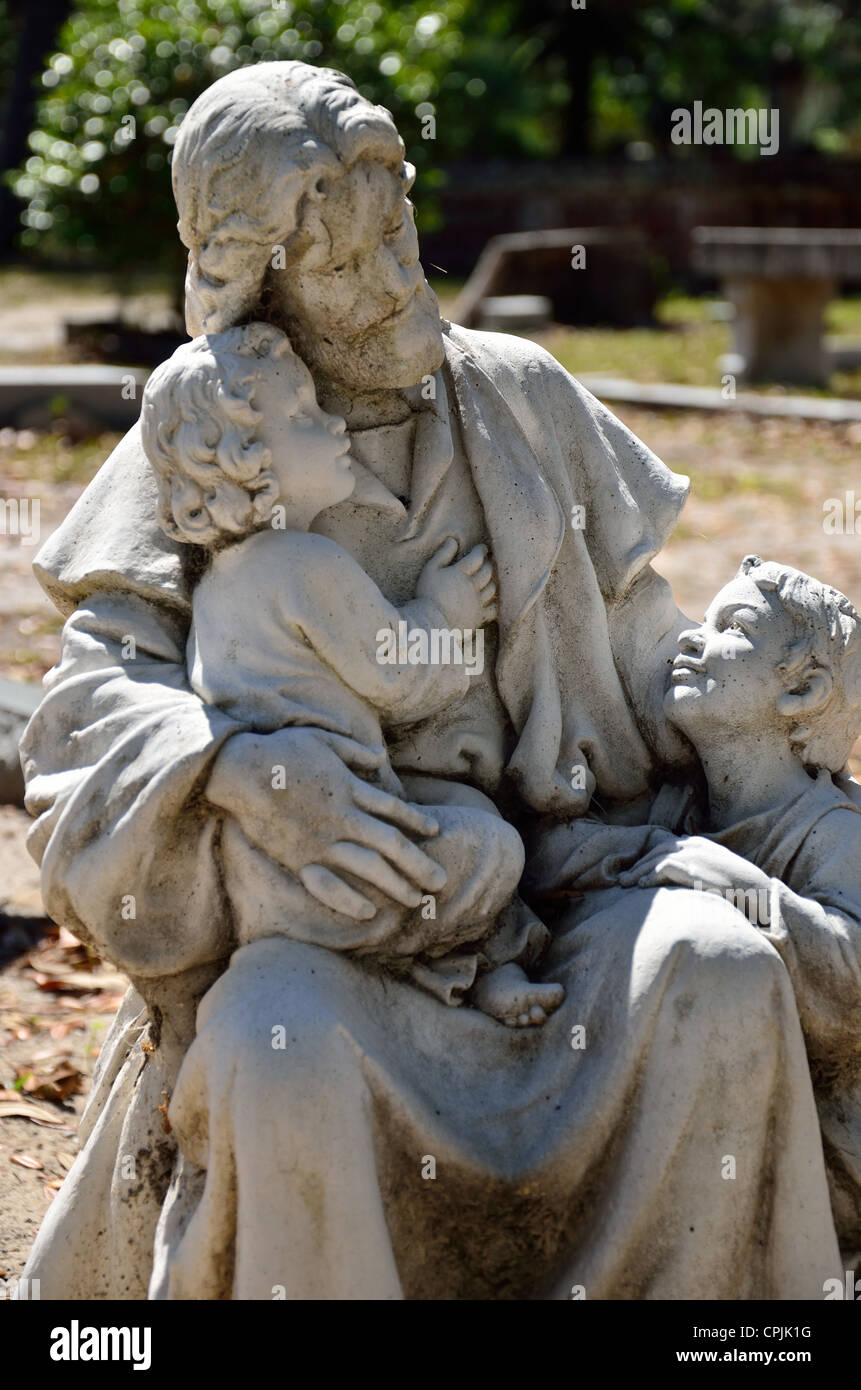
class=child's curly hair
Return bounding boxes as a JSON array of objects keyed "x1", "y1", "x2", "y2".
[
  {"x1": 141, "y1": 322, "x2": 312, "y2": 547},
  {"x1": 739, "y1": 555, "x2": 861, "y2": 773}
]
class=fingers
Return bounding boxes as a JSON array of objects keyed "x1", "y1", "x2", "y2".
[
  {"x1": 617, "y1": 846, "x2": 673, "y2": 886},
  {"x1": 619, "y1": 863, "x2": 664, "y2": 887},
  {"x1": 325, "y1": 842, "x2": 424, "y2": 908},
  {"x1": 348, "y1": 809, "x2": 448, "y2": 891},
  {"x1": 622, "y1": 862, "x2": 692, "y2": 891},
  {"x1": 316, "y1": 731, "x2": 386, "y2": 771},
  {"x1": 629, "y1": 871, "x2": 659, "y2": 888},
  {"x1": 458, "y1": 543, "x2": 488, "y2": 575},
  {"x1": 351, "y1": 780, "x2": 439, "y2": 838},
  {"x1": 430, "y1": 535, "x2": 459, "y2": 567},
  {"x1": 621, "y1": 863, "x2": 675, "y2": 888},
  {"x1": 299, "y1": 863, "x2": 377, "y2": 920},
  {"x1": 482, "y1": 601, "x2": 498, "y2": 622},
  {"x1": 472, "y1": 561, "x2": 494, "y2": 589}
]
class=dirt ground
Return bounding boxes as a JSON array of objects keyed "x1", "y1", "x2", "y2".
[
  {"x1": 0, "y1": 807, "x2": 127, "y2": 1285},
  {"x1": 1, "y1": 398, "x2": 860, "y2": 1284}
]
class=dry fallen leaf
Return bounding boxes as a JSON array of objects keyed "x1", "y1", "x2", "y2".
[
  {"x1": 31, "y1": 1043, "x2": 75, "y2": 1062},
  {"x1": 10, "y1": 1152, "x2": 43, "y2": 1170},
  {"x1": 55, "y1": 1150, "x2": 76, "y2": 1172},
  {"x1": 0, "y1": 1099, "x2": 71, "y2": 1127},
  {"x1": 96, "y1": 992, "x2": 126, "y2": 1013},
  {"x1": 30, "y1": 969, "x2": 126, "y2": 993},
  {"x1": 18, "y1": 1062, "x2": 84, "y2": 1103}
]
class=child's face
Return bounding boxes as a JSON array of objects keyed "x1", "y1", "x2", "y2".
[
  {"x1": 663, "y1": 575, "x2": 797, "y2": 737},
  {"x1": 253, "y1": 363, "x2": 355, "y2": 522}
]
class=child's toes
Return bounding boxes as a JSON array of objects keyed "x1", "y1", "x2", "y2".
[
  {"x1": 535, "y1": 983, "x2": 565, "y2": 1014},
  {"x1": 529, "y1": 1004, "x2": 546, "y2": 1023}
]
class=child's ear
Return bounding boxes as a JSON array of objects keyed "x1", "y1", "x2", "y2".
[
  {"x1": 250, "y1": 470, "x2": 280, "y2": 522},
  {"x1": 777, "y1": 665, "x2": 833, "y2": 720}
]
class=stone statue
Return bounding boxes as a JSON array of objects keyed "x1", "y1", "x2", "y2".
[{"x1": 15, "y1": 61, "x2": 858, "y2": 1300}]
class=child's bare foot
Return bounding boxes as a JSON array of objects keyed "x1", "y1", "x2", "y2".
[{"x1": 472, "y1": 962, "x2": 565, "y2": 1027}]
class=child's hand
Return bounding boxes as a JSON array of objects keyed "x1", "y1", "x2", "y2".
[
  {"x1": 416, "y1": 537, "x2": 498, "y2": 631},
  {"x1": 618, "y1": 836, "x2": 772, "y2": 909}
]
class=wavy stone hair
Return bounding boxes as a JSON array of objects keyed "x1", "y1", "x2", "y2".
[
  {"x1": 172, "y1": 61, "x2": 406, "y2": 336},
  {"x1": 141, "y1": 322, "x2": 313, "y2": 548},
  {"x1": 739, "y1": 554, "x2": 861, "y2": 772}
]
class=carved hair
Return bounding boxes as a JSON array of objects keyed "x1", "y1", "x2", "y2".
[
  {"x1": 739, "y1": 555, "x2": 861, "y2": 772},
  {"x1": 141, "y1": 322, "x2": 313, "y2": 548},
  {"x1": 172, "y1": 61, "x2": 405, "y2": 335}
]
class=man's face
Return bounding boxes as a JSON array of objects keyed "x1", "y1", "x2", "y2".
[{"x1": 267, "y1": 157, "x2": 445, "y2": 391}]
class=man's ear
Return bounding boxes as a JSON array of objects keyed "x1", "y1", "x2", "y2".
[{"x1": 776, "y1": 665, "x2": 833, "y2": 719}]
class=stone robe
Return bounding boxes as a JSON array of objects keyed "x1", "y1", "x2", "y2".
[{"x1": 16, "y1": 325, "x2": 843, "y2": 1298}]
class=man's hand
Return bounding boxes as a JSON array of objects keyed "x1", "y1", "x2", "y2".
[
  {"x1": 618, "y1": 835, "x2": 772, "y2": 904},
  {"x1": 207, "y1": 726, "x2": 446, "y2": 921}
]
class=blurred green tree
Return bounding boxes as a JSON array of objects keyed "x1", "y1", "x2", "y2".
[
  {"x1": 9, "y1": 0, "x2": 567, "y2": 280},
  {"x1": 586, "y1": 0, "x2": 861, "y2": 160},
  {"x1": 0, "y1": 0, "x2": 71, "y2": 254}
]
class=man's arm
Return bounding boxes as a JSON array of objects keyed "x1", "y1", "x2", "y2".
[
  {"x1": 24, "y1": 586, "x2": 447, "y2": 971},
  {"x1": 22, "y1": 588, "x2": 241, "y2": 976}
]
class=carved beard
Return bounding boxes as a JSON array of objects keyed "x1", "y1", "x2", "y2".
[{"x1": 262, "y1": 273, "x2": 445, "y2": 392}]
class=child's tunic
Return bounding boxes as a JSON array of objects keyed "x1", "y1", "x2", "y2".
[
  {"x1": 712, "y1": 769, "x2": 861, "y2": 1263},
  {"x1": 530, "y1": 768, "x2": 861, "y2": 1265}
]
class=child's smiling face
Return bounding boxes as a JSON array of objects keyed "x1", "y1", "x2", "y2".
[
  {"x1": 664, "y1": 574, "x2": 798, "y2": 736},
  {"x1": 252, "y1": 361, "x2": 355, "y2": 525}
]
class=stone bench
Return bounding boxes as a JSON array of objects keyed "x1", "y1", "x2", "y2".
[
  {"x1": 452, "y1": 226, "x2": 658, "y2": 330},
  {"x1": 692, "y1": 227, "x2": 861, "y2": 386},
  {"x1": 0, "y1": 366, "x2": 149, "y2": 430}
]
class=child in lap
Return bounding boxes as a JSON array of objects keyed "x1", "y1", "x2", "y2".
[{"x1": 141, "y1": 322, "x2": 564, "y2": 1027}]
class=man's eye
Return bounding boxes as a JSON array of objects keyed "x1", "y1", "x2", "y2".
[
  {"x1": 386, "y1": 221, "x2": 405, "y2": 239},
  {"x1": 726, "y1": 620, "x2": 745, "y2": 633}
]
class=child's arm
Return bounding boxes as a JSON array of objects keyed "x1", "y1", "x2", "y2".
[
  {"x1": 527, "y1": 817, "x2": 678, "y2": 896},
  {"x1": 281, "y1": 531, "x2": 493, "y2": 724},
  {"x1": 758, "y1": 809, "x2": 861, "y2": 1057},
  {"x1": 618, "y1": 816, "x2": 861, "y2": 1057}
]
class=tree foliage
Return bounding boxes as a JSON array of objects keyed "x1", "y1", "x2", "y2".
[
  {"x1": 10, "y1": 0, "x2": 566, "y2": 271},
  {"x1": 10, "y1": 0, "x2": 861, "y2": 271}
]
